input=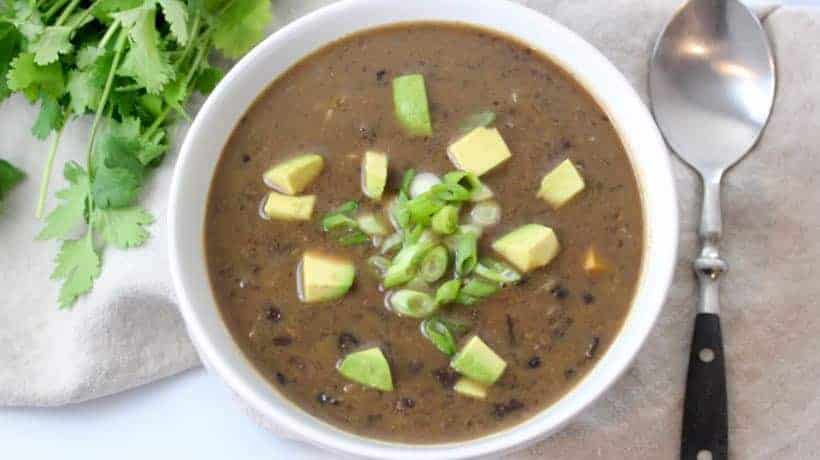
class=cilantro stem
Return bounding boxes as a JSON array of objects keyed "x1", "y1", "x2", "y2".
[
  {"x1": 43, "y1": 0, "x2": 69, "y2": 20},
  {"x1": 36, "y1": 127, "x2": 63, "y2": 219},
  {"x1": 86, "y1": 30, "x2": 127, "y2": 171},
  {"x1": 98, "y1": 20, "x2": 120, "y2": 50},
  {"x1": 54, "y1": 0, "x2": 81, "y2": 26},
  {"x1": 143, "y1": 106, "x2": 171, "y2": 140}
]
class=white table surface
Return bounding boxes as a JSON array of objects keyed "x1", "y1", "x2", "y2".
[{"x1": 2, "y1": 1, "x2": 816, "y2": 459}]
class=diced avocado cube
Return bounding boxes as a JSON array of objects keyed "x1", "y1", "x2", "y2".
[
  {"x1": 583, "y1": 246, "x2": 609, "y2": 278},
  {"x1": 263, "y1": 192, "x2": 315, "y2": 221},
  {"x1": 263, "y1": 154, "x2": 324, "y2": 195},
  {"x1": 491, "y1": 224, "x2": 560, "y2": 273},
  {"x1": 447, "y1": 127, "x2": 511, "y2": 176},
  {"x1": 361, "y1": 151, "x2": 388, "y2": 200},
  {"x1": 450, "y1": 336, "x2": 507, "y2": 385},
  {"x1": 299, "y1": 251, "x2": 355, "y2": 303},
  {"x1": 392, "y1": 74, "x2": 432, "y2": 137},
  {"x1": 338, "y1": 347, "x2": 393, "y2": 391},
  {"x1": 454, "y1": 377, "x2": 488, "y2": 399},
  {"x1": 537, "y1": 159, "x2": 586, "y2": 209}
]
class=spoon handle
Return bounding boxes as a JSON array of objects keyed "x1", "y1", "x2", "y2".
[
  {"x1": 681, "y1": 173, "x2": 729, "y2": 459},
  {"x1": 681, "y1": 313, "x2": 728, "y2": 460}
]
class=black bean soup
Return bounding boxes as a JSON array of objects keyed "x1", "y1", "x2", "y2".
[{"x1": 205, "y1": 23, "x2": 643, "y2": 443}]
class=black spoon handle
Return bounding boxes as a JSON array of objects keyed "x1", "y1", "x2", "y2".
[{"x1": 681, "y1": 313, "x2": 728, "y2": 460}]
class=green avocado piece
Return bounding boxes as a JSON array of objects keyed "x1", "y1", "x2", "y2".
[
  {"x1": 361, "y1": 151, "x2": 388, "y2": 200},
  {"x1": 454, "y1": 377, "x2": 488, "y2": 399},
  {"x1": 537, "y1": 158, "x2": 585, "y2": 209},
  {"x1": 392, "y1": 74, "x2": 433, "y2": 137},
  {"x1": 450, "y1": 336, "x2": 507, "y2": 385},
  {"x1": 491, "y1": 224, "x2": 560, "y2": 273},
  {"x1": 299, "y1": 252, "x2": 355, "y2": 303},
  {"x1": 338, "y1": 347, "x2": 393, "y2": 391},
  {"x1": 263, "y1": 154, "x2": 324, "y2": 195}
]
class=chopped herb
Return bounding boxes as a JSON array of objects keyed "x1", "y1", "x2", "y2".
[
  {"x1": 453, "y1": 232, "x2": 478, "y2": 277},
  {"x1": 0, "y1": 159, "x2": 25, "y2": 213},
  {"x1": 9, "y1": 0, "x2": 274, "y2": 308},
  {"x1": 421, "y1": 317, "x2": 457, "y2": 356},
  {"x1": 458, "y1": 110, "x2": 496, "y2": 134},
  {"x1": 434, "y1": 279, "x2": 461, "y2": 305}
]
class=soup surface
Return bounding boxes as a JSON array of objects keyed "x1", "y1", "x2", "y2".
[{"x1": 205, "y1": 23, "x2": 643, "y2": 443}]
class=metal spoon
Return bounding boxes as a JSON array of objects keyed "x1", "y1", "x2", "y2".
[{"x1": 649, "y1": 0, "x2": 775, "y2": 458}]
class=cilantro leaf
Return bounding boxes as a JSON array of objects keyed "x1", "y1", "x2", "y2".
[
  {"x1": 31, "y1": 93, "x2": 64, "y2": 139},
  {"x1": 210, "y1": 0, "x2": 271, "y2": 59},
  {"x1": 6, "y1": 2, "x2": 44, "y2": 41},
  {"x1": 51, "y1": 233, "x2": 101, "y2": 309},
  {"x1": 93, "y1": 206, "x2": 154, "y2": 248},
  {"x1": 67, "y1": 68, "x2": 100, "y2": 115},
  {"x1": 0, "y1": 24, "x2": 23, "y2": 102},
  {"x1": 114, "y1": 5, "x2": 174, "y2": 94},
  {"x1": 6, "y1": 52, "x2": 65, "y2": 101},
  {"x1": 0, "y1": 158, "x2": 25, "y2": 212},
  {"x1": 156, "y1": 0, "x2": 188, "y2": 45},
  {"x1": 38, "y1": 162, "x2": 89, "y2": 240},
  {"x1": 89, "y1": 124, "x2": 147, "y2": 209},
  {"x1": 31, "y1": 26, "x2": 73, "y2": 65},
  {"x1": 194, "y1": 66, "x2": 223, "y2": 94}
]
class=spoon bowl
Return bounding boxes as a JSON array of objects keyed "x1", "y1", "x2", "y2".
[{"x1": 650, "y1": 0, "x2": 776, "y2": 173}]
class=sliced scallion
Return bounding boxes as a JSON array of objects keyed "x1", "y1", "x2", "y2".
[
  {"x1": 435, "y1": 279, "x2": 461, "y2": 305},
  {"x1": 458, "y1": 110, "x2": 496, "y2": 134},
  {"x1": 338, "y1": 231, "x2": 369, "y2": 246},
  {"x1": 368, "y1": 255, "x2": 391, "y2": 277},
  {"x1": 475, "y1": 258, "x2": 522, "y2": 285},
  {"x1": 469, "y1": 200, "x2": 501, "y2": 227},
  {"x1": 420, "y1": 246, "x2": 449, "y2": 283},
  {"x1": 461, "y1": 278, "x2": 499, "y2": 298},
  {"x1": 431, "y1": 204, "x2": 459, "y2": 235},
  {"x1": 383, "y1": 238, "x2": 437, "y2": 288},
  {"x1": 389, "y1": 290, "x2": 438, "y2": 318},
  {"x1": 421, "y1": 317, "x2": 457, "y2": 356},
  {"x1": 409, "y1": 172, "x2": 441, "y2": 198},
  {"x1": 381, "y1": 232, "x2": 403, "y2": 254},
  {"x1": 453, "y1": 232, "x2": 478, "y2": 277},
  {"x1": 357, "y1": 213, "x2": 390, "y2": 236}
]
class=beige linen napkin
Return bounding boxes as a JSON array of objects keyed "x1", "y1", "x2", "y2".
[{"x1": 2, "y1": 0, "x2": 819, "y2": 458}]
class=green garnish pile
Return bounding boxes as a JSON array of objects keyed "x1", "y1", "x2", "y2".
[
  {"x1": 321, "y1": 168, "x2": 522, "y2": 357},
  {"x1": 0, "y1": 158, "x2": 25, "y2": 212},
  {"x1": 0, "y1": 0, "x2": 273, "y2": 308}
]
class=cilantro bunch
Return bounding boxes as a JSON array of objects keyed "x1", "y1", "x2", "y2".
[{"x1": 0, "y1": 0, "x2": 273, "y2": 308}]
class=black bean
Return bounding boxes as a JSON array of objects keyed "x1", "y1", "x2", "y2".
[
  {"x1": 505, "y1": 314, "x2": 517, "y2": 346},
  {"x1": 582, "y1": 292, "x2": 596, "y2": 305},
  {"x1": 527, "y1": 356, "x2": 541, "y2": 369},
  {"x1": 564, "y1": 367, "x2": 577, "y2": 379},
  {"x1": 561, "y1": 139, "x2": 572, "y2": 150},
  {"x1": 550, "y1": 285, "x2": 569, "y2": 299},
  {"x1": 275, "y1": 372, "x2": 287, "y2": 385},
  {"x1": 407, "y1": 360, "x2": 424, "y2": 375},
  {"x1": 396, "y1": 397, "x2": 415, "y2": 411},
  {"x1": 376, "y1": 69, "x2": 387, "y2": 81},
  {"x1": 241, "y1": 154, "x2": 251, "y2": 163},
  {"x1": 585, "y1": 336, "x2": 600, "y2": 359},
  {"x1": 265, "y1": 306, "x2": 282, "y2": 322},
  {"x1": 433, "y1": 367, "x2": 459, "y2": 389},
  {"x1": 493, "y1": 399, "x2": 525, "y2": 419},
  {"x1": 337, "y1": 332, "x2": 360, "y2": 352},
  {"x1": 316, "y1": 392, "x2": 339, "y2": 405},
  {"x1": 272, "y1": 336, "x2": 293, "y2": 346}
]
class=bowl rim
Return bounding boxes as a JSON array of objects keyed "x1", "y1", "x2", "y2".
[{"x1": 168, "y1": 0, "x2": 679, "y2": 458}]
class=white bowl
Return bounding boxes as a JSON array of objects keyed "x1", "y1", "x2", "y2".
[{"x1": 168, "y1": 0, "x2": 678, "y2": 458}]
